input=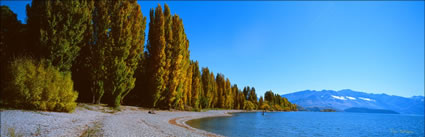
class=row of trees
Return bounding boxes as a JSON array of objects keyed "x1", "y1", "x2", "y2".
[
  {"x1": 0, "y1": 1, "x2": 297, "y2": 112},
  {"x1": 259, "y1": 90, "x2": 297, "y2": 111},
  {"x1": 1, "y1": 0, "x2": 145, "y2": 110}
]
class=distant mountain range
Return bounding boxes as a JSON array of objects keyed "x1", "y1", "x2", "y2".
[
  {"x1": 344, "y1": 107, "x2": 399, "y2": 114},
  {"x1": 282, "y1": 89, "x2": 424, "y2": 114}
]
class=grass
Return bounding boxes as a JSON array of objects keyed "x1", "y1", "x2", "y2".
[
  {"x1": 34, "y1": 124, "x2": 42, "y2": 136},
  {"x1": 79, "y1": 121, "x2": 102, "y2": 137},
  {"x1": 3, "y1": 124, "x2": 45, "y2": 137},
  {"x1": 7, "y1": 127, "x2": 24, "y2": 137},
  {"x1": 78, "y1": 103, "x2": 117, "y2": 114}
]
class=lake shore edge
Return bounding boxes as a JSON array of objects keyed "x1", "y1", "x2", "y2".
[{"x1": 1, "y1": 103, "x2": 259, "y2": 137}]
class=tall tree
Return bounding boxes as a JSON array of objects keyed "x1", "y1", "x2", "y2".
[
  {"x1": 26, "y1": 0, "x2": 93, "y2": 72},
  {"x1": 161, "y1": 4, "x2": 173, "y2": 108},
  {"x1": 201, "y1": 67, "x2": 212, "y2": 108},
  {"x1": 225, "y1": 78, "x2": 233, "y2": 109},
  {"x1": 259, "y1": 96, "x2": 264, "y2": 109},
  {"x1": 176, "y1": 30, "x2": 190, "y2": 110},
  {"x1": 165, "y1": 12, "x2": 190, "y2": 109},
  {"x1": 216, "y1": 73, "x2": 226, "y2": 108},
  {"x1": 0, "y1": 6, "x2": 27, "y2": 97},
  {"x1": 77, "y1": 0, "x2": 114, "y2": 105},
  {"x1": 0, "y1": 6, "x2": 26, "y2": 60},
  {"x1": 232, "y1": 84, "x2": 239, "y2": 109},
  {"x1": 210, "y1": 72, "x2": 217, "y2": 108},
  {"x1": 249, "y1": 87, "x2": 258, "y2": 105},
  {"x1": 238, "y1": 91, "x2": 245, "y2": 109},
  {"x1": 183, "y1": 61, "x2": 193, "y2": 108},
  {"x1": 72, "y1": 0, "x2": 95, "y2": 103},
  {"x1": 243, "y1": 86, "x2": 250, "y2": 100},
  {"x1": 125, "y1": 51, "x2": 148, "y2": 106},
  {"x1": 146, "y1": 4, "x2": 167, "y2": 108},
  {"x1": 104, "y1": 0, "x2": 146, "y2": 108},
  {"x1": 191, "y1": 61, "x2": 202, "y2": 109}
]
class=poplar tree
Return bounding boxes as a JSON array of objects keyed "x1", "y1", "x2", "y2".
[
  {"x1": 191, "y1": 61, "x2": 202, "y2": 109},
  {"x1": 249, "y1": 87, "x2": 258, "y2": 105},
  {"x1": 232, "y1": 84, "x2": 239, "y2": 109},
  {"x1": 201, "y1": 67, "x2": 213, "y2": 108},
  {"x1": 259, "y1": 96, "x2": 264, "y2": 109},
  {"x1": 211, "y1": 72, "x2": 217, "y2": 108},
  {"x1": 184, "y1": 61, "x2": 193, "y2": 108},
  {"x1": 85, "y1": 0, "x2": 108, "y2": 104},
  {"x1": 238, "y1": 91, "x2": 245, "y2": 109},
  {"x1": 26, "y1": 0, "x2": 93, "y2": 72},
  {"x1": 162, "y1": 4, "x2": 173, "y2": 108},
  {"x1": 0, "y1": 6, "x2": 26, "y2": 60},
  {"x1": 166, "y1": 13, "x2": 189, "y2": 109},
  {"x1": 0, "y1": 6, "x2": 26, "y2": 97},
  {"x1": 146, "y1": 5, "x2": 167, "y2": 108},
  {"x1": 216, "y1": 73, "x2": 226, "y2": 108},
  {"x1": 176, "y1": 30, "x2": 190, "y2": 110},
  {"x1": 103, "y1": 0, "x2": 146, "y2": 108},
  {"x1": 143, "y1": 4, "x2": 192, "y2": 110},
  {"x1": 243, "y1": 86, "x2": 250, "y2": 100},
  {"x1": 225, "y1": 78, "x2": 233, "y2": 109}
]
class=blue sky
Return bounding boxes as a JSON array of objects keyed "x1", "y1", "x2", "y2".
[{"x1": 2, "y1": 1, "x2": 424, "y2": 97}]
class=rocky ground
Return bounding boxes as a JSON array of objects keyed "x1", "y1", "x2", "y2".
[{"x1": 1, "y1": 104, "x2": 243, "y2": 137}]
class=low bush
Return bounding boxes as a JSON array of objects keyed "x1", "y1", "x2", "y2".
[
  {"x1": 243, "y1": 101, "x2": 256, "y2": 111},
  {"x1": 1, "y1": 58, "x2": 78, "y2": 112},
  {"x1": 273, "y1": 104, "x2": 283, "y2": 111}
]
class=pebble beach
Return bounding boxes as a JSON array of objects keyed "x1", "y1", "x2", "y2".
[{"x1": 1, "y1": 104, "x2": 244, "y2": 137}]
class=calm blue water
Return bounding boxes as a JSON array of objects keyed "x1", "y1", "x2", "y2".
[{"x1": 186, "y1": 112, "x2": 424, "y2": 137}]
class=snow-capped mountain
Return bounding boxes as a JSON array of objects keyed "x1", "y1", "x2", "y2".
[{"x1": 282, "y1": 89, "x2": 424, "y2": 114}]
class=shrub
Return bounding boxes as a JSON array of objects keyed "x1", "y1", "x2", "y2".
[
  {"x1": 273, "y1": 104, "x2": 283, "y2": 111},
  {"x1": 260, "y1": 103, "x2": 271, "y2": 110},
  {"x1": 243, "y1": 101, "x2": 255, "y2": 111},
  {"x1": 2, "y1": 58, "x2": 78, "y2": 112},
  {"x1": 199, "y1": 96, "x2": 209, "y2": 109}
]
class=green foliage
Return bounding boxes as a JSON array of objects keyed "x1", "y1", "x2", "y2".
[
  {"x1": 0, "y1": 6, "x2": 27, "y2": 99},
  {"x1": 191, "y1": 61, "x2": 202, "y2": 109},
  {"x1": 210, "y1": 73, "x2": 217, "y2": 108},
  {"x1": 174, "y1": 14, "x2": 191, "y2": 110},
  {"x1": 144, "y1": 4, "x2": 192, "y2": 110},
  {"x1": 259, "y1": 96, "x2": 264, "y2": 109},
  {"x1": 84, "y1": 0, "x2": 108, "y2": 104},
  {"x1": 146, "y1": 4, "x2": 167, "y2": 108},
  {"x1": 260, "y1": 101, "x2": 271, "y2": 110},
  {"x1": 263, "y1": 90, "x2": 297, "y2": 111},
  {"x1": 225, "y1": 78, "x2": 233, "y2": 109},
  {"x1": 8, "y1": 127, "x2": 24, "y2": 137},
  {"x1": 2, "y1": 58, "x2": 78, "y2": 112},
  {"x1": 243, "y1": 101, "x2": 255, "y2": 111},
  {"x1": 26, "y1": 0, "x2": 93, "y2": 72},
  {"x1": 249, "y1": 87, "x2": 258, "y2": 105},
  {"x1": 0, "y1": 6, "x2": 26, "y2": 60},
  {"x1": 103, "y1": 0, "x2": 146, "y2": 108},
  {"x1": 238, "y1": 90, "x2": 245, "y2": 109},
  {"x1": 215, "y1": 74, "x2": 226, "y2": 108},
  {"x1": 232, "y1": 84, "x2": 240, "y2": 109},
  {"x1": 201, "y1": 67, "x2": 214, "y2": 108},
  {"x1": 72, "y1": 0, "x2": 146, "y2": 108},
  {"x1": 1, "y1": 3, "x2": 273, "y2": 111},
  {"x1": 199, "y1": 96, "x2": 209, "y2": 109},
  {"x1": 273, "y1": 104, "x2": 283, "y2": 111}
]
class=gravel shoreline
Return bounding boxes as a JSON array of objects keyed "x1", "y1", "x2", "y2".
[{"x1": 1, "y1": 104, "x2": 245, "y2": 137}]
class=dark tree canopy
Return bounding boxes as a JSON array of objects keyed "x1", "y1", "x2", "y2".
[{"x1": 1, "y1": 3, "x2": 297, "y2": 112}]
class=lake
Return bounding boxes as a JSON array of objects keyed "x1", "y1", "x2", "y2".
[{"x1": 186, "y1": 112, "x2": 424, "y2": 137}]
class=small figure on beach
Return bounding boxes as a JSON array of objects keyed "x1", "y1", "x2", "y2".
[{"x1": 148, "y1": 110, "x2": 156, "y2": 114}]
